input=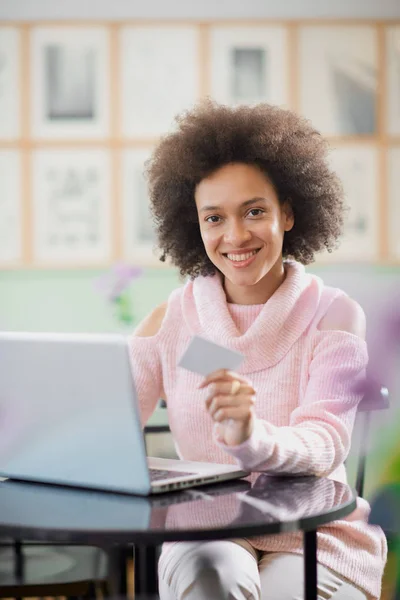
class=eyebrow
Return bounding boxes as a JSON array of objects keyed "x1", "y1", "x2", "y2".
[{"x1": 199, "y1": 197, "x2": 268, "y2": 213}]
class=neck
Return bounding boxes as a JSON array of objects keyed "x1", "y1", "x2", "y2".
[{"x1": 223, "y1": 259, "x2": 286, "y2": 305}]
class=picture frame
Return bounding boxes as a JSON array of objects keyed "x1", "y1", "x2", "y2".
[
  {"x1": 386, "y1": 26, "x2": 400, "y2": 136},
  {"x1": 0, "y1": 19, "x2": 397, "y2": 271},
  {"x1": 317, "y1": 145, "x2": 380, "y2": 262},
  {"x1": 0, "y1": 27, "x2": 20, "y2": 140},
  {"x1": 121, "y1": 148, "x2": 160, "y2": 266},
  {"x1": 388, "y1": 147, "x2": 400, "y2": 259},
  {"x1": 0, "y1": 151, "x2": 22, "y2": 265},
  {"x1": 298, "y1": 25, "x2": 378, "y2": 136},
  {"x1": 32, "y1": 149, "x2": 112, "y2": 265},
  {"x1": 31, "y1": 26, "x2": 110, "y2": 139},
  {"x1": 209, "y1": 25, "x2": 289, "y2": 107},
  {"x1": 120, "y1": 25, "x2": 200, "y2": 138}
]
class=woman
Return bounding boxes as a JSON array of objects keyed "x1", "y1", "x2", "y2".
[{"x1": 129, "y1": 101, "x2": 387, "y2": 599}]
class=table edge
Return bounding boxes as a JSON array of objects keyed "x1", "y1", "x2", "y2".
[{"x1": 0, "y1": 495, "x2": 358, "y2": 545}]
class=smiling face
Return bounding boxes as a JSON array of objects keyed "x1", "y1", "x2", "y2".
[{"x1": 195, "y1": 163, "x2": 294, "y2": 294}]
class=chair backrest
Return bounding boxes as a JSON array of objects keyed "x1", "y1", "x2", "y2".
[
  {"x1": 354, "y1": 382, "x2": 390, "y2": 498},
  {"x1": 152, "y1": 393, "x2": 389, "y2": 499}
]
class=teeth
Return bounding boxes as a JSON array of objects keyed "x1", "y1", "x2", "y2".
[{"x1": 226, "y1": 250, "x2": 258, "y2": 262}]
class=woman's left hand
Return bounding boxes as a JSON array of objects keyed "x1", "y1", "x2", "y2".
[{"x1": 199, "y1": 369, "x2": 256, "y2": 446}]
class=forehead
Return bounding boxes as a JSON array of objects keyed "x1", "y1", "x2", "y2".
[{"x1": 195, "y1": 163, "x2": 276, "y2": 205}]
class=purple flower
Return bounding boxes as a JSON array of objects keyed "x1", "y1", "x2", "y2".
[{"x1": 94, "y1": 262, "x2": 143, "y2": 301}]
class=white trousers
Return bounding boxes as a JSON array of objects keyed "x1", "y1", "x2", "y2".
[{"x1": 158, "y1": 540, "x2": 369, "y2": 600}]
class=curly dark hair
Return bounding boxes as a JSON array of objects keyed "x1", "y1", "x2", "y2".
[{"x1": 146, "y1": 100, "x2": 344, "y2": 278}]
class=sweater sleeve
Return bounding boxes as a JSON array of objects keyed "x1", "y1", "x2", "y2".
[
  {"x1": 128, "y1": 334, "x2": 163, "y2": 427},
  {"x1": 219, "y1": 330, "x2": 368, "y2": 477}
]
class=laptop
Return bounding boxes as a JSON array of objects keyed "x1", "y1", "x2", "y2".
[{"x1": 0, "y1": 332, "x2": 248, "y2": 495}]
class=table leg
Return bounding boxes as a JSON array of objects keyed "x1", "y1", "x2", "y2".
[
  {"x1": 304, "y1": 529, "x2": 317, "y2": 600},
  {"x1": 134, "y1": 544, "x2": 159, "y2": 598},
  {"x1": 14, "y1": 540, "x2": 24, "y2": 580},
  {"x1": 107, "y1": 544, "x2": 128, "y2": 596}
]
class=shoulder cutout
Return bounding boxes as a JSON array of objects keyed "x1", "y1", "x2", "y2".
[
  {"x1": 134, "y1": 302, "x2": 168, "y2": 338},
  {"x1": 318, "y1": 295, "x2": 366, "y2": 339}
]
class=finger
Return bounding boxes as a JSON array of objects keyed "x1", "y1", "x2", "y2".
[
  {"x1": 198, "y1": 370, "x2": 250, "y2": 389},
  {"x1": 199, "y1": 369, "x2": 230, "y2": 388},
  {"x1": 205, "y1": 383, "x2": 255, "y2": 408},
  {"x1": 214, "y1": 406, "x2": 255, "y2": 422},
  {"x1": 208, "y1": 393, "x2": 256, "y2": 417}
]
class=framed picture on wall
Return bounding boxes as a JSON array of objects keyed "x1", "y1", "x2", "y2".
[
  {"x1": 32, "y1": 149, "x2": 112, "y2": 265},
  {"x1": 388, "y1": 147, "x2": 400, "y2": 259},
  {"x1": 121, "y1": 148, "x2": 160, "y2": 265},
  {"x1": 317, "y1": 145, "x2": 380, "y2": 262},
  {"x1": 386, "y1": 26, "x2": 400, "y2": 136},
  {"x1": 0, "y1": 151, "x2": 22, "y2": 265},
  {"x1": 120, "y1": 26, "x2": 199, "y2": 138},
  {"x1": 0, "y1": 27, "x2": 20, "y2": 139},
  {"x1": 31, "y1": 26, "x2": 110, "y2": 139},
  {"x1": 299, "y1": 26, "x2": 378, "y2": 136},
  {"x1": 209, "y1": 26, "x2": 289, "y2": 107}
]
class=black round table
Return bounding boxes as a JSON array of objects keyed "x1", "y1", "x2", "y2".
[{"x1": 0, "y1": 474, "x2": 357, "y2": 600}]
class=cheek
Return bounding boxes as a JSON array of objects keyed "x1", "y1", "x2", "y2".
[
  {"x1": 270, "y1": 216, "x2": 288, "y2": 239},
  {"x1": 255, "y1": 219, "x2": 281, "y2": 241},
  {"x1": 200, "y1": 228, "x2": 219, "y2": 251},
  {"x1": 271, "y1": 220, "x2": 283, "y2": 237}
]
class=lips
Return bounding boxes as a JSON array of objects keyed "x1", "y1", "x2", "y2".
[
  {"x1": 221, "y1": 248, "x2": 262, "y2": 269},
  {"x1": 223, "y1": 249, "x2": 261, "y2": 262}
]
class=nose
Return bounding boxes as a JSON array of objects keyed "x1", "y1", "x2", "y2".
[{"x1": 224, "y1": 218, "x2": 252, "y2": 247}]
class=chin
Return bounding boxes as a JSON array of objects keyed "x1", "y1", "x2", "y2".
[{"x1": 222, "y1": 269, "x2": 265, "y2": 287}]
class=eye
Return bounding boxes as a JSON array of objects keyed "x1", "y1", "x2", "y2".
[
  {"x1": 247, "y1": 208, "x2": 264, "y2": 218},
  {"x1": 205, "y1": 215, "x2": 221, "y2": 224}
]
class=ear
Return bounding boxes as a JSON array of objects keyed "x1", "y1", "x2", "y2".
[{"x1": 282, "y1": 201, "x2": 294, "y2": 232}]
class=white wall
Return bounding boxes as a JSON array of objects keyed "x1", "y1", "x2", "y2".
[{"x1": 1, "y1": 0, "x2": 400, "y2": 20}]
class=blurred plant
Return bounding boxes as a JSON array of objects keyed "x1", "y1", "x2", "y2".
[{"x1": 94, "y1": 262, "x2": 143, "y2": 326}]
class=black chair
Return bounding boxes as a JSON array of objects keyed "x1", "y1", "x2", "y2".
[
  {"x1": 147, "y1": 389, "x2": 391, "y2": 500},
  {"x1": 358, "y1": 384, "x2": 400, "y2": 600},
  {"x1": 0, "y1": 540, "x2": 110, "y2": 599},
  {"x1": 353, "y1": 381, "x2": 390, "y2": 498}
]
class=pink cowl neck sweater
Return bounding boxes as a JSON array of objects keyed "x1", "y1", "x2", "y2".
[{"x1": 129, "y1": 260, "x2": 387, "y2": 600}]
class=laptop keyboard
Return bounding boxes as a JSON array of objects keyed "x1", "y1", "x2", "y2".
[{"x1": 149, "y1": 468, "x2": 196, "y2": 482}]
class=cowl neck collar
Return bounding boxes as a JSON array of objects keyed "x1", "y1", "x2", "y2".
[{"x1": 181, "y1": 260, "x2": 322, "y2": 373}]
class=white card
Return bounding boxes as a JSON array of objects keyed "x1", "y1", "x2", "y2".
[{"x1": 178, "y1": 335, "x2": 244, "y2": 377}]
